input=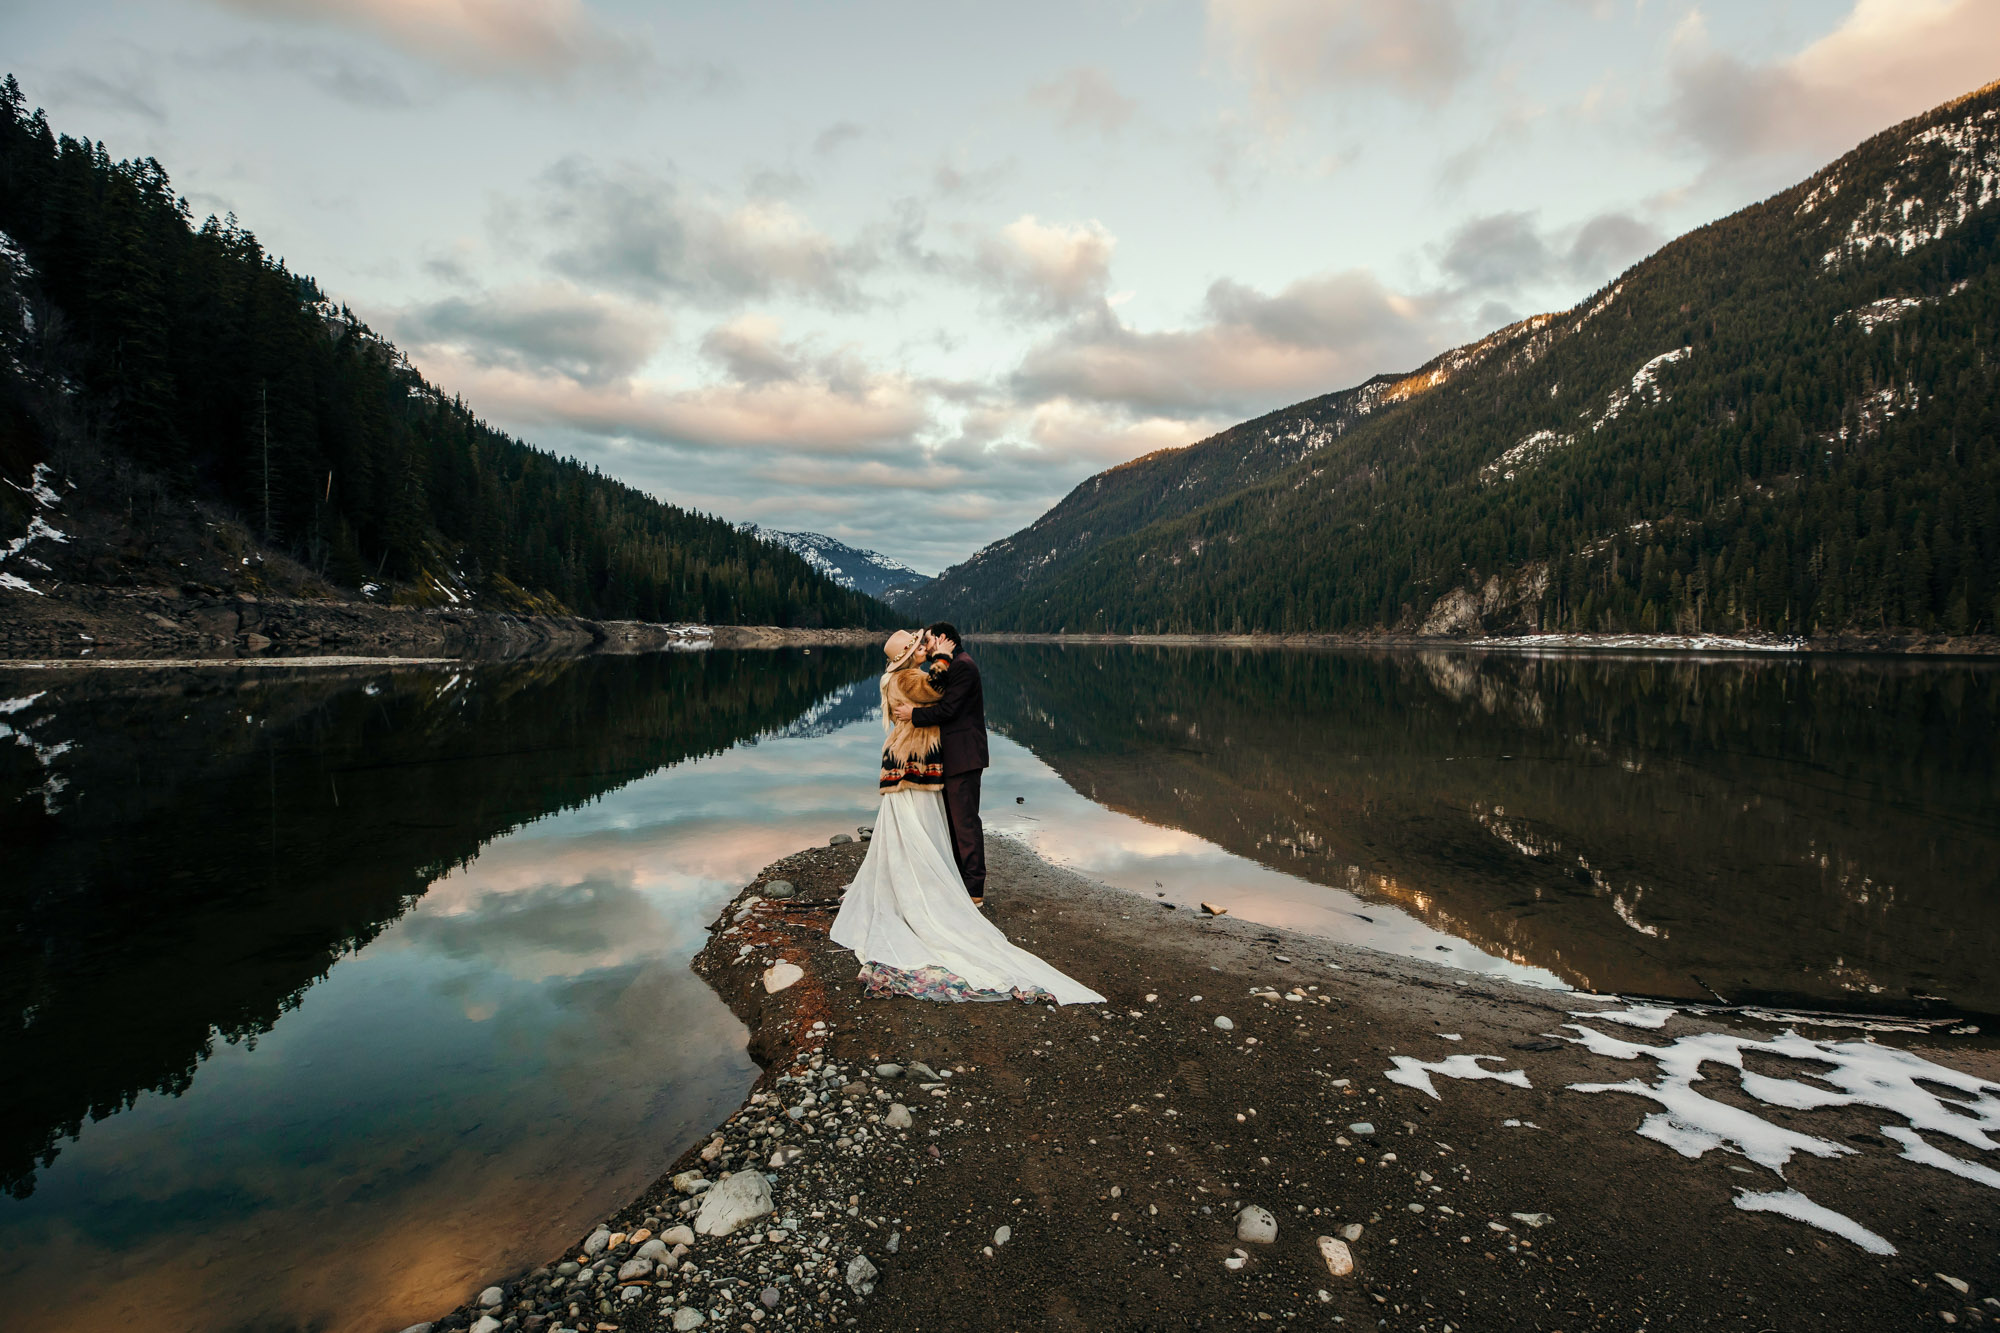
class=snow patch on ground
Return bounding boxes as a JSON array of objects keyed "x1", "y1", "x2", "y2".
[
  {"x1": 1481, "y1": 429, "x2": 1575, "y2": 484},
  {"x1": 1820, "y1": 108, "x2": 2000, "y2": 268},
  {"x1": 1562, "y1": 1022, "x2": 2000, "y2": 1252},
  {"x1": 1731, "y1": 1188, "x2": 1896, "y2": 1255},
  {"x1": 1591, "y1": 348, "x2": 1692, "y2": 431},
  {"x1": 1460, "y1": 633, "x2": 1807, "y2": 654},
  {"x1": 1570, "y1": 1004, "x2": 1675, "y2": 1029},
  {"x1": 1384, "y1": 1054, "x2": 1532, "y2": 1101},
  {"x1": 1839, "y1": 296, "x2": 1924, "y2": 332}
]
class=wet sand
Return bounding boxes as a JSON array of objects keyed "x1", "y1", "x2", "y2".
[{"x1": 422, "y1": 836, "x2": 2000, "y2": 1333}]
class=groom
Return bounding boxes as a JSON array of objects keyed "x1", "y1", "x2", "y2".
[{"x1": 891, "y1": 622, "x2": 988, "y2": 905}]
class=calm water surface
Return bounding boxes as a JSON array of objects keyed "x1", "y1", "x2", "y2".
[{"x1": 1, "y1": 646, "x2": 1992, "y2": 1332}]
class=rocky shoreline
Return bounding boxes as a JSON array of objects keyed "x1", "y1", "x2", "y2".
[
  {"x1": 0, "y1": 584, "x2": 889, "y2": 661},
  {"x1": 403, "y1": 837, "x2": 1999, "y2": 1333},
  {"x1": 969, "y1": 629, "x2": 2000, "y2": 657}
]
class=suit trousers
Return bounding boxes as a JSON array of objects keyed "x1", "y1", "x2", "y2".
[{"x1": 941, "y1": 769, "x2": 986, "y2": 898}]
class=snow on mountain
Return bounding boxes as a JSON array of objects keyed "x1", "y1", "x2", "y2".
[{"x1": 739, "y1": 525, "x2": 933, "y2": 602}]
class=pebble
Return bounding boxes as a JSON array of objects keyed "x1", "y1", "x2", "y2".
[
  {"x1": 694, "y1": 1169, "x2": 774, "y2": 1237},
  {"x1": 672, "y1": 1171, "x2": 710, "y2": 1194},
  {"x1": 765, "y1": 880, "x2": 796, "y2": 899},
  {"x1": 616, "y1": 1258, "x2": 653, "y2": 1281},
  {"x1": 1939, "y1": 1275, "x2": 1970, "y2": 1295},
  {"x1": 1318, "y1": 1236, "x2": 1355, "y2": 1277},
  {"x1": 1349, "y1": 1122, "x2": 1375, "y2": 1135},
  {"x1": 1236, "y1": 1205, "x2": 1278, "y2": 1244},
  {"x1": 886, "y1": 1230, "x2": 901, "y2": 1253},
  {"x1": 994, "y1": 1225, "x2": 1011, "y2": 1246},
  {"x1": 876, "y1": 1063, "x2": 904, "y2": 1078},
  {"x1": 672, "y1": 1308, "x2": 706, "y2": 1330},
  {"x1": 762, "y1": 961, "x2": 804, "y2": 993},
  {"x1": 885, "y1": 1103, "x2": 914, "y2": 1129},
  {"x1": 846, "y1": 1254, "x2": 879, "y2": 1295},
  {"x1": 1339, "y1": 1223, "x2": 1363, "y2": 1242},
  {"x1": 770, "y1": 1145, "x2": 806, "y2": 1168},
  {"x1": 583, "y1": 1228, "x2": 611, "y2": 1256},
  {"x1": 635, "y1": 1239, "x2": 670, "y2": 1262},
  {"x1": 1510, "y1": 1211, "x2": 1554, "y2": 1228},
  {"x1": 661, "y1": 1225, "x2": 695, "y2": 1246},
  {"x1": 1223, "y1": 1248, "x2": 1249, "y2": 1270},
  {"x1": 395, "y1": 1325, "x2": 433, "y2": 1333},
  {"x1": 1406, "y1": 1203, "x2": 1425, "y2": 1213},
  {"x1": 857, "y1": 825, "x2": 873, "y2": 840},
  {"x1": 830, "y1": 833, "x2": 853, "y2": 845},
  {"x1": 469, "y1": 1318, "x2": 500, "y2": 1333},
  {"x1": 908, "y1": 1061, "x2": 942, "y2": 1080},
  {"x1": 1214, "y1": 1016, "x2": 1235, "y2": 1031},
  {"x1": 761, "y1": 1286, "x2": 782, "y2": 1308},
  {"x1": 478, "y1": 1286, "x2": 502, "y2": 1308}
]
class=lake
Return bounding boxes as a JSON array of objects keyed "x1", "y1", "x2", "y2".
[{"x1": 2, "y1": 645, "x2": 1993, "y2": 1332}]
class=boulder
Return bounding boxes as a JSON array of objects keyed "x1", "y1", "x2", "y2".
[{"x1": 694, "y1": 1169, "x2": 775, "y2": 1237}]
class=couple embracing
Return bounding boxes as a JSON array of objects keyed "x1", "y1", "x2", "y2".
[{"x1": 829, "y1": 624, "x2": 1103, "y2": 1006}]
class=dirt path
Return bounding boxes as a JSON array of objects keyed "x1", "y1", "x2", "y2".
[{"x1": 423, "y1": 837, "x2": 1999, "y2": 1333}]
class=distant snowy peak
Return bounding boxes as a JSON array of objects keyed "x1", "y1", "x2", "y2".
[{"x1": 739, "y1": 525, "x2": 933, "y2": 601}]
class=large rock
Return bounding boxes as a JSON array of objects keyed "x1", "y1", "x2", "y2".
[
  {"x1": 583, "y1": 1227, "x2": 611, "y2": 1255},
  {"x1": 617, "y1": 1258, "x2": 654, "y2": 1281},
  {"x1": 672, "y1": 1309, "x2": 706, "y2": 1330},
  {"x1": 661, "y1": 1224, "x2": 696, "y2": 1246},
  {"x1": 763, "y1": 961, "x2": 804, "y2": 993},
  {"x1": 694, "y1": 1169, "x2": 775, "y2": 1237},
  {"x1": 846, "y1": 1254, "x2": 879, "y2": 1295},
  {"x1": 477, "y1": 1286, "x2": 502, "y2": 1307},
  {"x1": 1236, "y1": 1205, "x2": 1278, "y2": 1244},
  {"x1": 884, "y1": 1103, "x2": 913, "y2": 1129},
  {"x1": 469, "y1": 1319, "x2": 501, "y2": 1333}
]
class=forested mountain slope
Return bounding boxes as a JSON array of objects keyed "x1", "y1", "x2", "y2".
[
  {"x1": 0, "y1": 78, "x2": 892, "y2": 629},
  {"x1": 920, "y1": 81, "x2": 2000, "y2": 638}
]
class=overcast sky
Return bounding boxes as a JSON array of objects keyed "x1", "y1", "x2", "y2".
[{"x1": 5, "y1": 1, "x2": 1995, "y2": 571}]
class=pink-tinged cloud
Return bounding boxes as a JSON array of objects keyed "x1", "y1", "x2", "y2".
[
  {"x1": 1013, "y1": 268, "x2": 1448, "y2": 414},
  {"x1": 1206, "y1": 0, "x2": 1470, "y2": 119},
  {"x1": 1667, "y1": 0, "x2": 2000, "y2": 167},
  {"x1": 976, "y1": 214, "x2": 1118, "y2": 318},
  {"x1": 209, "y1": 0, "x2": 641, "y2": 78}
]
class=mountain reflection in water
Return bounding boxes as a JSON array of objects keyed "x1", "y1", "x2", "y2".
[
  {"x1": 0, "y1": 649, "x2": 880, "y2": 1333},
  {"x1": 980, "y1": 644, "x2": 1999, "y2": 1018}
]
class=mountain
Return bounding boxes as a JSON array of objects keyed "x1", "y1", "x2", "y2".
[
  {"x1": 738, "y1": 525, "x2": 932, "y2": 601},
  {"x1": 911, "y1": 80, "x2": 2000, "y2": 639},
  {"x1": 0, "y1": 77, "x2": 894, "y2": 630}
]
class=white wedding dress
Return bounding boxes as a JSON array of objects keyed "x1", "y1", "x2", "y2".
[{"x1": 831, "y1": 788, "x2": 1105, "y2": 1006}]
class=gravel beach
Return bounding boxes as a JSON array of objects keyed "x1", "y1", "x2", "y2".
[{"x1": 411, "y1": 836, "x2": 1999, "y2": 1333}]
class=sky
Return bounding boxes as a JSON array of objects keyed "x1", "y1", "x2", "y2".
[{"x1": 3, "y1": 1, "x2": 1996, "y2": 573}]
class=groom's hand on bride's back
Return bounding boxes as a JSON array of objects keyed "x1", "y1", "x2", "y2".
[{"x1": 891, "y1": 701, "x2": 915, "y2": 723}]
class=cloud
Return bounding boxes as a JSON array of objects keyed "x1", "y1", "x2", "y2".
[
  {"x1": 1666, "y1": 0, "x2": 2000, "y2": 170},
  {"x1": 393, "y1": 283, "x2": 666, "y2": 385},
  {"x1": 1029, "y1": 67, "x2": 1138, "y2": 136},
  {"x1": 41, "y1": 66, "x2": 167, "y2": 122},
  {"x1": 189, "y1": 39, "x2": 418, "y2": 107},
  {"x1": 974, "y1": 215, "x2": 1117, "y2": 319},
  {"x1": 206, "y1": 0, "x2": 646, "y2": 80},
  {"x1": 1014, "y1": 268, "x2": 1447, "y2": 416},
  {"x1": 1436, "y1": 208, "x2": 1662, "y2": 301},
  {"x1": 533, "y1": 158, "x2": 873, "y2": 308},
  {"x1": 406, "y1": 314, "x2": 926, "y2": 457},
  {"x1": 812, "y1": 121, "x2": 865, "y2": 156},
  {"x1": 1206, "y1": 0, "x2": 1470, "y2": 120}
]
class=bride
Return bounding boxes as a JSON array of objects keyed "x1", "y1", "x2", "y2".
[{"x1": 830, "y1": 630, "x2": 1104, "y2": 1005}]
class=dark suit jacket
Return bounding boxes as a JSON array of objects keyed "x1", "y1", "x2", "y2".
[{"x1": 911, "y1": 649, "x2": 989, "y2": 775}]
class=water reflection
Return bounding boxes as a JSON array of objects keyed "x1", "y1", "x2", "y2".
[
  {"x1": 1, "y1": 645, "x2": 1990, "y2": 1333},
  {"x1": 979, "y1": 644, "x2": 2000, "y2": 1017},
  {"x1": 0, "y1": 651, "x2": 880, "y2": 1333}
]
